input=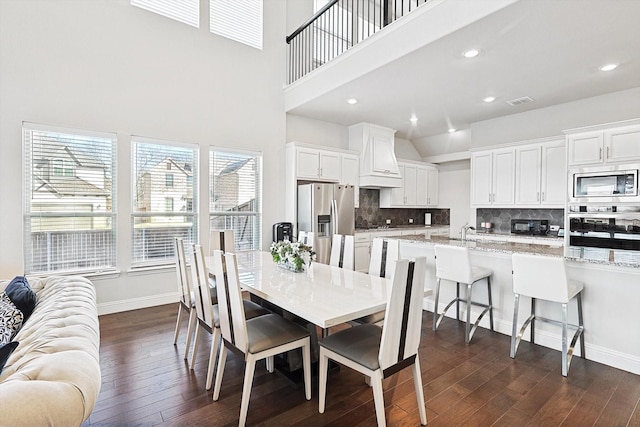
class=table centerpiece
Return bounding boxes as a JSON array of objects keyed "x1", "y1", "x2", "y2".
[{"x1": 270, "y1": 240, "x2": 316, "y2": 272}]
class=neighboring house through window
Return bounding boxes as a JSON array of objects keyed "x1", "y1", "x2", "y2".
[
  {"x1": 23, "y1": 123, "x2": 117, "y2": 274},
  {"x1": 210, "y1": 148, "x2": 262, "y2": 251},
  {"x1": 132, "y1": 137, "x2": 197, "y2": 267}
]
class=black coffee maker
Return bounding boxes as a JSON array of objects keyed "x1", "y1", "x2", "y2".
[{"x1": 273, "y1": 222, "x2": 293, "y2": 242}]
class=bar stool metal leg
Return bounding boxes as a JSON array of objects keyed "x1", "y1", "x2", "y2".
[
  {"x1": 577, "y1": 293, "x2": 585, "y2": 357},
  {"x1": 433, "y1": 278, "x2": 441, "y2": 331},
  {"x1": 456, "y1": 283, "x2": 460, "y2": 321},
  {"x1": 465, "y1": 283, "x2": 472, "y2": 344},
  {"x1": 510, "y1": 293, "x2": 520, "y2": 358},
  {"x1": 487, "y1": 277, "x2": 494, "y2": 331}
]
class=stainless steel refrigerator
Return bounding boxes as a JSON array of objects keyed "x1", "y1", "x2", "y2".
[{"x1": 297, "y1": 183, "x2": 355, "y2": 265}]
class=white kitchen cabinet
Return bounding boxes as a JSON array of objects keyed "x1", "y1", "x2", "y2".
[
  {"x1": 340, "y1": 153, "x2": 360, "y2": 208},
  {"x1": 380, "y1": 161, "x2": 437, "y2": 208},
  {"x1": 540, "y1": 140, "x2": 566, "y2": 206},
  {"x1": 605, "y1": 124, "x2": 640, "y2": 163},
  {"x1": 515, "y1": 139, "x2": 566, "y2": 207},
  {"x1": 515, "y1": 145, "x2": 541, "y2": 205},
  {"x1": 567, "y1": 121, "x2": 640, "y2": 166},
  {"x1": 354, "y1": 233, "x2": 371, "y2": 272},
  {"x1": 426, "y1": 166, "x2": 439, "y2": 206},
  {"x1": 295, "y1": 146, "x2": 340, "y2": 181},
  {"x1": 471, "y1": 148, "x2": 515, "y2": 206}
]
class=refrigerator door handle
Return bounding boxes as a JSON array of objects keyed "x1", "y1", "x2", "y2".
[{"x1": 331, "y1": 199, "x2": 338, "y2": 234}]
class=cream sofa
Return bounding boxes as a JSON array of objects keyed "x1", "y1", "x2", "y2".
[{"x1": 0, "y1": 276, "x2": 101, "y2": 427}]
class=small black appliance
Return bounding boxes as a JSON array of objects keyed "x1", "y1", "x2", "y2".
[
  {"x1": 511, "y1": 219, "x2": 549, "y2": 235},
  {"x1": 273, "y1": 222, "x2": 293, "y2": 242}
]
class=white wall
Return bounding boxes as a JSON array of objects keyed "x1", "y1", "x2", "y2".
[
  {"x1": 0, "y1": 0, "x2": 288, "y2": 313},
  {"x1": 433, "y1": 160, "x2": 470, "y2": 238},
  {"x1": 286, "y1": 114, "x2": 348, "y2": 149},
  {"x1": 413, "y1": 87, "x2": 640, "y2": 157}
]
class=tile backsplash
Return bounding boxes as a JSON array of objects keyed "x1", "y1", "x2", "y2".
[
  {"x1": 476, "y1": 208, "x2": 565, "y2": 234},
  {"x1": 355, "y1": 189, "x2": 450, "y2": 228}
]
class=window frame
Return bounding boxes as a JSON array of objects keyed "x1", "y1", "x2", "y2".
[
  {"x1": 209, "y1": 146, "x2": 262, "y2": 252},
  {"x1": 131, "y1": 136, "x2": 198, "y2": 269},
  {"x1": 22, "y1": 122, "x2": 118, "y2": 275}
]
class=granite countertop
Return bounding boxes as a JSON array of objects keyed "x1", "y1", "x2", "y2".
[{"x1": 391, "y1": 235, "x2": 640, "y2": 269}]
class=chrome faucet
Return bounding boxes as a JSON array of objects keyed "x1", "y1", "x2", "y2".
[{"x1": 461, "y1": 223, "x2": 475, "y2": 242}]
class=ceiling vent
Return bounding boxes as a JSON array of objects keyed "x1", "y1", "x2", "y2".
[{"x1": 506, "y1": 96, "x2": 534, "y2": 106}]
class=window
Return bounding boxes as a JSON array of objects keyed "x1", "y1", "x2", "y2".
[
  {"x1": 131, "y1": 0, "x2": 200, "y2": 28},
  {"x1": 132, "y1": 138, "x2": 198, "y2": 267},
  {"x1": 210, "y1": 0, "x2": 263, "y2": 49},
  {"x1": 210, "y1": 148, "x2": 262, "y2": 251},
  {"x1": 165, "y1": 197, "x2": 174, "y2": 211},
  {"x1": 23, "y1": 123, "x2": 117, "y2": 274}
]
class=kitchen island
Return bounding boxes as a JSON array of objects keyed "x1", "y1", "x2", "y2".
[{"x1": 385, "y1": 234, "x2": 640, "y2": 375}]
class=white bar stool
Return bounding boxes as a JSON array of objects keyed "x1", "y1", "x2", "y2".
[
  {"x1": 511, "y1": 253, "x2": 585, "y2": 377},
  {"x1": 433, "y1": 245, "x2": 494, "y2": 344}
]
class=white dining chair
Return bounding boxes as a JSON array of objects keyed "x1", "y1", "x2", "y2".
[
  {"x1": 318, "y1": 257, "x2": 428, "y2": 427},
  {"x1": 433, "y1": 245, "x2": 494, "y2": 344},
  {"x1": 352, "y1": 237, "x2": 400, "y2": 325},
  {"x1": 188, "y1": 245, "x2": 269, "y2": 389},
  {"x1": 210, "y1": 229, "x2": 236, "y2": 255},
  {"x1": 212, "y1": 251, "x2": 312, "y2": 427},
  {"x1": 172, "y1": 238, "x2": 197, "y2": 360},
  {"x1": 329, "y1": 234, "x2": 354, "y2": 270},
  {"x1": 511, "y1": 253, "x2": 585, "y2": 377}
]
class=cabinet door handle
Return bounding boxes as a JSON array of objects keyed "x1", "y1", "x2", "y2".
[
  {"x1": 542, "y1": 192, "x2": 545, "y2": 201},
  {"x1": 607, "y1": 146, "x2": 610, "y2": 159},
  {"x1": 599, "y1": 147, "x2": 603, "y2": 160},
  {"x1": 537, "y1": 192, "x2": 540, "y2": 202}
]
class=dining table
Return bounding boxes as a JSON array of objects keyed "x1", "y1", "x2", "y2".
[{"x1": 206, "y1": 251, "x2": 433, "y2": 330}]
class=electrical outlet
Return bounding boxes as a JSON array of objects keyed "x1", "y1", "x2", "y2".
[
  {"x1": 386, "y1": 219, "x2": 391, "y2": 225},
  {"x1": 409, "y1": 218, "x2": 413, "y2": 224}
]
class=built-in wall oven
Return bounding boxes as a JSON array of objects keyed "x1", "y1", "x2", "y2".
[
  {"x1": 567, "y1": 205, "x2": 640, "y2": 263},
  {"x1": 570, "y1": 165, "x2": 639, "y2": 204}
]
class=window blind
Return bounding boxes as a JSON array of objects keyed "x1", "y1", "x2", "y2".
[
  {"x1": 209, "y1": 148, "x2": 262, "y2": 251},
  {"x1": 23, "y1": 123, "x2": 117, "y2": 274},
  {"x1": 132, "y1": 138, "x2": 198, "y2": 268},
  {"x1": 131, "y1": 0, "x2": 200, "y2": 28},
  {"x1": 210, "y1": 0, "x2": 263, "y2": 49}
]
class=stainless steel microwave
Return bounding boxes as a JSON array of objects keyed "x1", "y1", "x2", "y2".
[{"x1": 571, "y1": 166, "x2": 639, "y2": 203}]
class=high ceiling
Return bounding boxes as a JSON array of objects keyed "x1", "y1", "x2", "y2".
[{"x1": 285, "y1": 0, "x2": 640, "y2": 141}]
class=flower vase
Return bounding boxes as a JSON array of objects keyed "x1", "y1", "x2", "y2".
[{"x1": 277, "y1": 261, "x2": 305, "y2": 273}]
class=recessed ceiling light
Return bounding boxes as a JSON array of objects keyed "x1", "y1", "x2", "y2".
[
  {"x1": 448, "y1": 128, "x2": 456, "y2": 133},
  {"x1": 483, "y1": 96, "x2": 496, "y2": 103},
  {"x1": 463, "y1": 49, "x2": 480, "y2": 58},
  {"x1": 410, "y1": 115, "x2": 418, "y2": 124},
  {"x1": 346, "y1": 98, "x2": 358, "y2": 104},
  {"x1": 599, "y1": 63, "x2": 618, "y2": 72}
]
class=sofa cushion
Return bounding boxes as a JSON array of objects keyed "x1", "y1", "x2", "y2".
[
  {"x1": 0, "y1": 341, "x2": 18, "y2": 375},
  {"x1": 0, "y1": 293, "x2": 24, "y2": 345},
  {"x1": 5, "y1": 276, "x2": 37, "y2": 321}
]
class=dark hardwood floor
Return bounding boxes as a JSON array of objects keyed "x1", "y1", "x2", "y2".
[{"x1": 86, "y1": 303, "x2": 640, "y2": 426}]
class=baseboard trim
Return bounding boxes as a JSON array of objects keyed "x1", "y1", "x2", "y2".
[
  {"x1": 423, "y1": 300, "x2": 640, "y2": 375},
  {"x1": 98, "y1": 292, "x2": 177, "y2": 315}
]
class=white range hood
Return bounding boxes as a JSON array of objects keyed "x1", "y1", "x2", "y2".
[{"x1": 348, "y1": 122, "x2": 402, "y2": 188}]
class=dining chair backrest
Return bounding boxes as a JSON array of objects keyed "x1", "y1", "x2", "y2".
[
  {"x1": 434, "y1": 245, "x2": 473, "y2": 284},
  {"x1": 379, "y1": 257, "x2": 426, "y2": 372},
  {"x1": 190, "y1": 244, "x2": 216, "y2": 329},
  {"x1": 512, "y1": 253, "x2": 571, "y2": 303},
  {"x1": 330, "y1": 234, "x2": 354, "y2": 270},
  {"x1": 174, "y1": 238, "x2": 191, "y2": 306},
  {"x1": 211, "y1": 250, "x2": 248, "y2": 353},
  {"x1": 368, "y1": 237, "x2": 400, "y2": 280},
  {"x1": 210, "y1": 229, "x2": 236, "y2": 255}
]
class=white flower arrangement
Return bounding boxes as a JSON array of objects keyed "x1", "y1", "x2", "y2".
[{"x1": 270, "y1": 240, "x2": 316, "y2": 272}]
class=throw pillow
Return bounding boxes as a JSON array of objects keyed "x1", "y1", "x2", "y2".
[
  {"x1": 5, "y1": 276, "x2": 37, "y2": 321},
  {"x1": 0, "y1": 293, "x2": 24, "y2": 345},
  {"x1": 0, "y1": 341, "x2": 19, "y2": 375}
]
